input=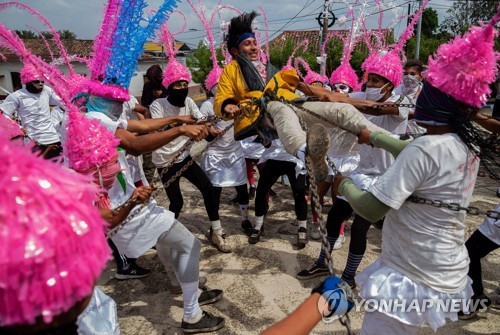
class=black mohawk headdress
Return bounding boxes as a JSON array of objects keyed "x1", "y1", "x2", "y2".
[{"x1": 226, "y1": 11, "x2": 259, "y2": 53}]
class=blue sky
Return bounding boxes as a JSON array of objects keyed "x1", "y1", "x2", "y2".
[{"x1": 1, "y1": 0, "x2": 455, "y2": 48}]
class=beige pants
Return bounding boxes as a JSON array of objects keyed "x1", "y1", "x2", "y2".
[{"x1": 266, "y1": 101, "x2": 389, "y2": 157}]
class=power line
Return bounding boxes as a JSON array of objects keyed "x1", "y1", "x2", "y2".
[{"x1": 269, "y1": 0, "x2": 319, "y2": 39}]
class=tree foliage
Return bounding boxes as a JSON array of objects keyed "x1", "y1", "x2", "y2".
[
  {"x1": 15, "y1": 29, "x2": 77, "y2": 40},
  {"x1": 440, "y1": 0, "x2": 498, "y2": 35},
  {"x1": 186, "y1": 41, "x2": 223, "y2": 87},
  {"x1": 15, "y1": 30, "x2": 38, "y2": 39},
  {"x1": 421, "y1": 8, "x2": 439, "y2": 37}
]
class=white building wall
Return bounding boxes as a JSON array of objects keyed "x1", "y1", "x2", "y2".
[{"x1": 0, "y1": 58, "x2": 191, "y2": 100}]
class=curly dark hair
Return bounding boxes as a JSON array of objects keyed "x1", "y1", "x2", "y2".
[{"x1": 226, "y1": 11, "x2": 259, "y2": 56}]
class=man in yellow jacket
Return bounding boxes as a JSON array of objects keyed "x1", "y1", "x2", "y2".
[{"x1": 214, "y1": 11, "x2": 386, "y2": 182}]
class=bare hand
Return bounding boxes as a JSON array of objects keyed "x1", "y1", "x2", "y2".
[
  {"x1": 209, "y1": 126, "x2": 222, "y2": 137},
  {"x1": 357, "y1": 128, "x2": 372, "y2": 145},
  {"x1": 180, "y1": 124, "x2": 209, "y2": 141},
  {"x1": 331, "y1": 175, "x2": 347, "y2": 197},
  {"x1": 131, "y1": 186, "x2": 154, "y2": 205},
  {"x1": 223, "y1": 104, "x2": 240, "y2": 118}
]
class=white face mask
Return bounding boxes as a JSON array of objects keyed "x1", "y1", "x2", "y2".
[
  {"x1": 402, "y1": 74, "x2": 420, "y2": 95},
  {"x1": 365, "y1": 82, "x2": 389, "y2": 101},
  {"x1": 333, "y1": 83, "x2": 351, "y2": 94}
]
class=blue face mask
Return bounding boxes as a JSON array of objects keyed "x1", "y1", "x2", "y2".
[{"x1": 86, "y1": 95, "x2": 124, "y2": 121}]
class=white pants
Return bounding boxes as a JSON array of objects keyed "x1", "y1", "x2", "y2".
[{"x1": 360, "y1": 311, "x2": 420, "y2": 335}]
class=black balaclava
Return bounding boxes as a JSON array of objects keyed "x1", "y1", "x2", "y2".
[
  {"x1": 26, "y1": 80, "x2": 44, "y2": 94},
  {"x1": 166, "y1": 81, "x2": 189, "y2": 107}
]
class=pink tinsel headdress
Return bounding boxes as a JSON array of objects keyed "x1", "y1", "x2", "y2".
[
  {"x1": 361, "y1": 50, "x2": 403, "y2": 87},
  {"x1": 327, "y1": 3, "x2": 364, "y2": 90},
  {"x1": 63, "y1": 105, "x2": 120, "y2": 172},
  {"x1": 361, "y1": 0, "x2": 429, "y2": 87},
  {"x1": 425, "y1": 8, "x2": 500, "y2": 108},
  {"x1": 294, "y1": 57, "x2": 328, "y2": 85},
  {"x1": 186, "y1": 0, "x2": 226, "y2": 91},
  {"x1": 0, "y1": 132, "x2": 110, "y2": 326},
  {"x1": 0, "y1": 113, "x2": 24, "y2": 140},
  {"x1": 0, "y1": 3, "x2": 90, "y2": 101},
  {"x1": 160, "y1": 11, "x2": 192, "y2": 89},
  {"x1": 20, "y1": 63, "x2": 40, "y2": 83},
  {"x1": 330, "y1": 62, "x2": 359, "y2": 91}
]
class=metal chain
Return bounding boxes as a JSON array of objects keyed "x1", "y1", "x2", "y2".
[
  {"x1": 407, "y1": 195, "x2": 500, "y2": 220},
  {"x1": 107, "y1": 115, "x2": 238, "y2": 239},
  {"x1": 373, "y1": 103, "x2": 415, "y2": 109},
  {"x1": 326, "y1": 156, "x2": 342, "y2": 177}
]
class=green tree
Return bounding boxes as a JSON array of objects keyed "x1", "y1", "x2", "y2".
[
  {"x1": 40, "y1": 31, "x2": 54, "y2": 39},
  {"x1": 405, "y1": 34, "x2": 450, "y2": 62},
  {"x1": 440, "y1": 0, "x2": 498, "y2": 35},
  {"x1": 15, "y1": 30, "x2": 38, "y2": 39},
  {"x1": 421, "y1": 7, "x2": 439, "y2": 37},
  {"x1": 15, "y1": 29, "x2": 77, "y2": 40},
  {"x1": 186, "y1": 41, "x2": 222, "y2": 87},
  {"x1": 58, "y1": 30, "x2": 77, "y2": 39},
  {"x1": 268, "y1": 39, "x2": 319, "y2": 72}
]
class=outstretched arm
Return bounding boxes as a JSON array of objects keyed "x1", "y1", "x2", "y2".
[
  {"x1": 358, "y1": 129, "x2": 410, "y2": 158},
  {"x1": 126, "y1": 115, "x2": 196, "y2": 134},
  {"x1": 473, "y1": 112, "x2": 500, "y2": 133},
  {"x1": 116, "y1": 124, "x2": 208, "y2": 156},
  {"x1": 332, "y1": 177, "x2": 391, "y2": 223},
  {"x1": 260, "y1": 294, "x2": 325, "y2": 335},
  {"x1": 214, "y1": 64, "x2": 240, "y2": 119}
]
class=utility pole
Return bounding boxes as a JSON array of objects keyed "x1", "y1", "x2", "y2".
[
  {"x1": 414, "y1": 0, "x2": 423, "y2": 59},
  {"x1": 320, "y1": 0, "x2": 330, "y2": 76}
]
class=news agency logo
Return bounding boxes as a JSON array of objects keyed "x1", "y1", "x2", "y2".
[
  {"x1": 318, "y1": 287, "x2": 352, "y2": 323},
  {"x1": 318, "y1": 293, "x2": 490, "y2": 323}
]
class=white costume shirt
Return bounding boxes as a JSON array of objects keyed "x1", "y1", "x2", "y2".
[
  {"x1": 123, "y1": 96, "x2": 140, "y2": 120},
  {"x1": 370, "y1": 134, "x2": 478, "y2": 293},
  {"x1": 0, "y1": 86, "x2": 64, "y2": 144},
  {"x1": 122, "y1": 98, "x2": 148, "y2": 185},
  {"x1": 84, "y1": 111, "x2": 174, "y2": 257},
  {"x1": 348, "y1": 92, "x2": 411, "y2": 189},
  {"x1": 150, "y1": 97, "x2": 202, "y2": 166}
]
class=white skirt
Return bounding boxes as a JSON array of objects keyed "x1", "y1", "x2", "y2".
[
  {"x1": 241, "y1": 135, "x2": 265, "y2": 159},
  {"x1": 356, "y1": 259, "x2": 473, "y2": 331},
  {"x1": 111, "y1": 200, "x2": 174, "y2": 258},
  {"x1": 77, "y1": 288, "x2": 120, "y2": 335},
  {"x1": 328, "y1": 154, "x2": 360, "y2": 176},
  {"x1": 201, "y1": 152, "x2": 247, "y2": 187}
]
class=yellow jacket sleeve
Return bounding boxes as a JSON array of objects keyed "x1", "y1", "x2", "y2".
[{"x1": 214, "y1": 61, "x2": 243, "y2": 118}]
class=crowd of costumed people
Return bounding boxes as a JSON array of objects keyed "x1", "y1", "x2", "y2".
[{"x1": 0, "y1": 0, "x2": 499, "y2": 334}]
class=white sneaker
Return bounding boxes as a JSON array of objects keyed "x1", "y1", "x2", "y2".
[
  {"x1": 333, "y1": 235, "x2": 345, "y2": 250},
  {"x1": 310, "y1": 223, "x2": 321, "y2": 240}
]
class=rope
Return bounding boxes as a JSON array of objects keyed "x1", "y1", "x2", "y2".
[{"x1": 286, "y1": 94, "x2": 354, "y2": 334}]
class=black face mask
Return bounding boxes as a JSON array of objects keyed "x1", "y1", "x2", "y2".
[
  {"x1": 26, "y1": 81, "x2": 44, "y2": 94},
  {"x1": 167, "y1": 87, "x2": 189, "y2": 107}
]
